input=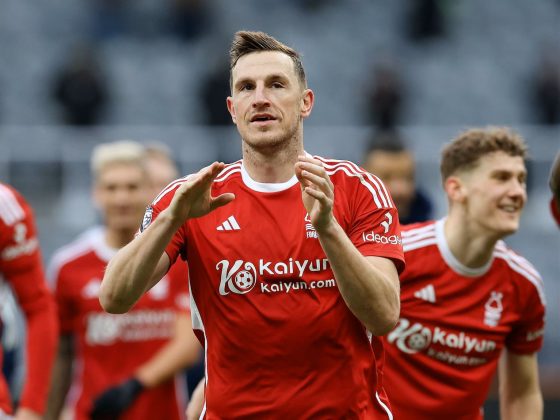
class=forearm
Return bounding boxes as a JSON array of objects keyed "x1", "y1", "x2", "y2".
[
  {"x1": 135, "y1": 314, "x2": 200, "y2": 388},
  {"x1": 499, "y1": 352, "x2": 543, "y2": 420},
  {"x1": 317, "y1": 220, "x2": 399, "y2": 335},
  {"x1": 100, "y1": 210, "x2": 179, "y2": 313},
  {"x1": 500, "y1": 390, "x2": 543, "y2": 420},
  {"x1": 20, "y1": 297, "x2": 58, "y2": 415},
  {"x1": 45, "y1": 336, "x2": 74, "y2": 420}
]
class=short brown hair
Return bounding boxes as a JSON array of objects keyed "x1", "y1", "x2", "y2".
[
  {"x1": 229, "y1": 31, "x2": 306, "y2": 89},
  {"x1": 440, "y1": 127, "x2": 528, "y2": 181}
]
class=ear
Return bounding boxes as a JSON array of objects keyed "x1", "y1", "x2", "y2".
[
  {"x1": 300, "y1": 88, "x2": 314, "y2": 118},
  {"x1": 444, "y1": 175, "x2": 467, "y2": 204},
  {"x1": 226, "y1": 96, "x2": 237, "y2": 124}
]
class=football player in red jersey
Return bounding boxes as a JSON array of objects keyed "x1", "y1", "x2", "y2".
[
  {"x1": 100, "y1": 31, "x2": 404, "y2": 419},
  {"x1": 383, "y1": 127, "x2": 545, "y2": 420},
  {"x1": 45, "y1": 141, "x2": 200, "y2": 420},
  {"x1": 0, "y1": 183, "x2": 58, "y2": 420}
]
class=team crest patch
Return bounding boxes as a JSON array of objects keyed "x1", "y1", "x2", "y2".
[{"x1": 141, "y1": 206, "x2": 153, "y2": 232}]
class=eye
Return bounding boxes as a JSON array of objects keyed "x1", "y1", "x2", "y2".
[
  {"x1": 492, "y1": 171, "x2": 510, "y2": 182},
  {"x1": 239, "y1": 83, "x2": 254, "y2": 91},
  {"x1": 271, "y1": 82, "x2": 284, "y2": 88}
]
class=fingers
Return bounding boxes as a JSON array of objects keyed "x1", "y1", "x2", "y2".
[
  {"x1": 181, "y1": 162, "x2": 226, "y2": 194},
  {"x1": 300, "y1": 169, "x2": 333, "y2": 195},
  {"x1": 295, "y1": 156, "x2": 334, "y2": 197},
  {"x1": 210, "y1": 193, "x2": 236, "y2": 210},
  {"x1": 198, "y1": 162, "x2": 227, "y2": 186}
]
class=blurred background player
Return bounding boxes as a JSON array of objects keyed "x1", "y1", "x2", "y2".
[
  {"x1": 45, "y1": 141, "x2": 200, "y2": 420},
  {"x1": 362, "y1": 131, "x2": 433, "y2": 224},
  {"x1": 383, "y1": 127, "x2": 546, "y2": 419},
  {"x1": 0, "y1": 183, "x2": 58, "y2": 419}
]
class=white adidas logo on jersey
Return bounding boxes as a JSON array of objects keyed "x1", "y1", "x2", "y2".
[
  {"x1": 413, "y1": 284, "x2": 436, "y2": 303},
  {"x1": 217, "y1": 215, "x2": 241, "y2": 231}
]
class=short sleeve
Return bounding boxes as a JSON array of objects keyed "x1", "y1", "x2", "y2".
[
  {"x1": 0, "y1": 188, "x2": 42, "y2": 277},
  {"x1": 140, "y1": 180, "x2": 190, "y2": 265},
  {"x1": 506, "y1": 285, "x2": 546, "y2": 354},
  {"x1": 345, "y1": 173, "x2": 405, "y2": 273}
]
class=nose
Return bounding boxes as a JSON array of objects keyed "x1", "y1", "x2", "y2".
[
  {"x1": 252, "y1": 83, "x2": 270, "y2": 108},
  {"x1": 509, "y1": 179, "x2": 527, "y2": 201}
]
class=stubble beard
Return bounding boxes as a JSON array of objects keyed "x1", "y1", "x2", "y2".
[{"x1": 242, "y1": 118, "x2": 301, "y2": 157}]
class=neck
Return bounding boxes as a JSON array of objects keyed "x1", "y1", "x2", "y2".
[
  {"x1": 104, "y1": 227, "x2": 136, "y2": 249},
  {"x1": 241, "y1": 132, "x2": 304, "y2": 183},
  {"x1": 443, "y1": 211, "x2": 500, "y2": 269}
]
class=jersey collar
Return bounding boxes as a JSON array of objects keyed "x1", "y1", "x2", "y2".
[
  {"x1": 435, "y1": 218, "x2": 494, "y2": 277},
  {"x1": 240, "y1": 161, "x2": 299, "y2": 193},
  {"x1": 87, "y1": 226, "x2": 119, "y2": 263}
]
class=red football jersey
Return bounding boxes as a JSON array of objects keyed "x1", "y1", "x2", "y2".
[
  {"x1": 383, "y1": 220, "x2": 546, "y2": 420},
  {"x1": 0, "y1": 183, "x2": 58, "y2": 415},
  {"x1": 48, "y1": 227, "x2": 190, "y2": 420},
  {"x1": 146, "y1": 157, "x2": 405, "y2": 419}
]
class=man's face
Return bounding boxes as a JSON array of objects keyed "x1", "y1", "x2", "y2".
[
  {"x1": 456, "y1": 152, "x2": 527, "y2": 237},
  {"x1": 94, "y1": 163, "x2": 150, "y2": 233},
  {"x1": 227, "y1": 51, "x2": 313, "y2": 151},
  {"x1": 364, "y1": 150, "x2": 416, "y2": 217}
]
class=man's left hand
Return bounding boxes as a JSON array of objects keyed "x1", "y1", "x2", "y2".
[{"x1": 295, "y1": 155, "x2": 335, "y2": 232}]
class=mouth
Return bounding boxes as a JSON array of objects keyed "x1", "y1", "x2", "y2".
[
  {"x1": 250, "y1": 114, "x2": 276, "y2": 124},
  {"x1": 498, "y1": 204, "x2": 521, "y2": 214}
]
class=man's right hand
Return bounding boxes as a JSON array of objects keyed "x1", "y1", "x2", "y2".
[{"x1": 165, "y1": 162, "x2": 235, "y2": 225}]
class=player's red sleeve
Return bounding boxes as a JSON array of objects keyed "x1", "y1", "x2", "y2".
[
  {"x1": 8, "y1": 264, "x2": 59, "y2": 413},
  {"x1": 0, "y1": 184, "x2": 58, "y2": 414},
  {"x1": 141, "y1": 180, "x2": 189, "y2": 264},
  {"x1": 505, "y1": 280, "x2": 546, "y2": 354},
  {"x1": 344, "y1": 169, "x2": 405, "y2": 273}
]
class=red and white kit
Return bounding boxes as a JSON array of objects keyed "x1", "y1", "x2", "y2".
[
  {"x1": 147, "y1": 157, "x2": 405, "y2": 419},
  {"x1": 49, "y1": 227, "x2": 190, "y2": 420},
  {"x1": 383, "y1": 219, "x2": 546, "y2": 420},
  {"x1": 0, "y1": 183, "x2": 58, "y2": 416}
]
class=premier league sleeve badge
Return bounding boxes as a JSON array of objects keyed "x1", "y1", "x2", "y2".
[{"x1": 140, "y1": 205, "x2": 153, "y2": 232}]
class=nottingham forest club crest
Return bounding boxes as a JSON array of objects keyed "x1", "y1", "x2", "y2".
[
  {"x1": 305, "y1": 213, "x2": 318, "y2": 239},
  {"x1": 141, "y1": 206, "x2": 153, "y2": 232}
]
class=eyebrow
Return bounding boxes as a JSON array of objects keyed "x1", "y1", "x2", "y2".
[
  {"x1": 490, "y1": 168, "x2": 527, "y2": 177},
  {"x1": 234, "y1": 73, "x2": 290, "y2": 90}
]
